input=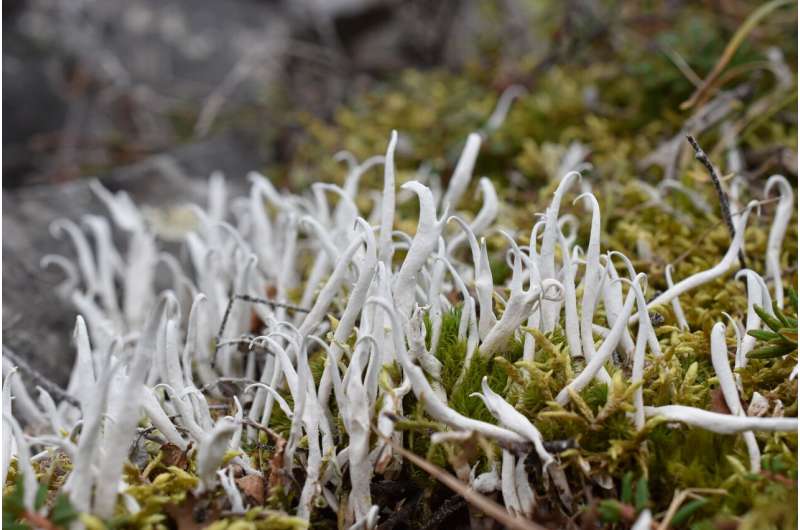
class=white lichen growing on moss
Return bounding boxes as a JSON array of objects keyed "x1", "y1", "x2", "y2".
[{"x1": 2, "y1": 113, "x2": 797, "y2": 529}]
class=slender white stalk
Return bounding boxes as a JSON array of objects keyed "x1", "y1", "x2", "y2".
[
  {"x1": 664, "y1": 264, "x2": 689, "y2": 330},
  {"x1": 182, "y1": 295, "x2": 214, "y2": 430},
  {"x1": 218, "y1": 467, "x2": 245, "y2": 512},
  {"x1": 378, "y1": 131, "x2": 398, "y2": 267},
  {"x1": 2, "y1": 358, "x2": 46, "y2": 428},
  {"x1": 253, "y1": 334, "x2": 299, "y2": 398},
  {"x1": 630, "y1": 278, "x2": 653, "y2": 431},
  {"x1": 340, "y1": 154, "x2": 385, "y2": 200},
  {"x1": 441, "y1": 133, "x2": 481, "y2": 211},
  {"x1": 124, "y1": 228, "x2": 158, "y2": 328},
  {"x1": 603, "y1": 264, "x2": 636, "y2": 360},
  {"x1": 89, "y1": 180, "x2": 144, "y2": 232},
  {"x1": 479, "y1": 252, "x2": 563, "y2": 357},
  {"x1": 556, "y1": 275, "x2": 640, "y2": 406},
  {"x1": 143, "y1": 386, "x2": 188, "y2": 449},
  {"x1": 636, "y1": 201, "x2": 756, "y2": 318},
  {"x1": 67, "y1": 316, "x2": 97, "y2": 407},
  {"x1": 275, "y1": 216, "x2": 300, "y2": 324},
  {"x1": 427, "y1": 238, "x2": 447, "y2": 356},
  {"x1": 83, "y1": 215, "x2": 123, "y2": 321},
  {"x1": 471, "y1": 462, "x2": 500, "y2": 493},
  {"x1": 4, "y1": 413, "x2": 38, "y2": 512},
  {"x1": 196, "y1": 418, "x2": 238, "y2": 493},
  {"x1": 2, "y1": 369, "x2": 16, "y2": 487},
  {"x1": 576, "y1": 193, "x2": 604, "y2": 362},
  {"x1": 447, "y1": 177, "x2": 498, "y2": 255},
  {"x1": 69, "y1": 358, "x2": 122, "y2": 512},
  {"x1": 540, "y1": 171, "x2": 580, "y2": 331},
  {"x1": 644, "y1": 405, "x2": 796, "y2": 434},
  {"x1": 94, "y1": 295, "x2": 168, "y2": 518},
  {"x1": 318, "y1": 219, "x2": 377, "y2": 409},
  {"x1": 472, "y1": 376, "x2": 553, "y2": 468},
  {"x1": 348, "y1": 505, "x2": 379, "y2": 530},
  {"x1": 299, "y1": 215, "x2": 340, "y2": 264},
  {"x1": 501, "y1": 450, "x2": 522, "y2": 517},
  {"x1": 764, "y1": 175, "x2": 792, "y2": 307},
  {"x1": 343, "y1": 338, "x2": 373, "y2": 523},
  {"x1": 50, "y1": 218, "x2": 98, "y2": 296},
  {"x1": 484, "y1": 85, "x2": 526, "y2": 132},
  {"x1": 162, "y1": 316, "x2": 204, "y2": 440},
  {"x1": 299, "y1": 233, "x2": 366, "y2": 336},
  {"x1": 735, "y1": 269, "x2": 773, "y2": 368},
  {"x1": 514, "y1": 455, "x2": 536, "y2": 518},
  {"x1": 710, "y1": 323, "x2": 761, "y2": 472},
  {"x1": 522, "y1": 221, "x2": 546, "y2": 362},
  {"x1": 295, "y1": 340, "x2": 324, "y2": 521},
  {"x1": 40, "y1": 254, "x2": 80, "y2": 298},
  {"x1": 560, "y1": 243, "x2": 583, "y2": 359},
  {"x1": 36, "y1": 387, "x2": 65, "y2": 438},
  {"x1": 449, "y1": 217, "x2": 497, "y2": 338},
  {"x1": 393, "y1": 181, "x2": 447, "y2": 319}
]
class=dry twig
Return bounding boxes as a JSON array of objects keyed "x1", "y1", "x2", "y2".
[
  {"x1": 3, "y1": 345, "x2": 80, "y2": 408},
  {"x1": 686, "y1": 134, "x2": 746, "y2": 269},
  {"x1": 381, "y1": 432, "x2": 551, "y2": 530}
]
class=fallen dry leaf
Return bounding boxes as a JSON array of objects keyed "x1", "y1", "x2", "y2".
[
  {"x1": 161, "y1": 442, "x2": 189, "y2": 470},
  {"x1": 236, "y1": 475, "x2": 266, "y2": 505}
]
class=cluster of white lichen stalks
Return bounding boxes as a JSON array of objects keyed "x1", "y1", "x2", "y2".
[{"x1": 2, "y1": 114, "x2": 796, "y2": 528}]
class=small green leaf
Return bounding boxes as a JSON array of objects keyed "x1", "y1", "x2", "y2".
[
  {"x1": 50, "y1": 494, "x2": 79, "y2": 527},
  {"x1": 773, "y1": 301, "x2": 790, "y2": 327},
  {"x1": 635, "y1": 478, "x2": 649, "y2": 511},
  {"x1": 621, "y1": 471, "x2": 633, "y2": 504},
  {"x1": 747, "y1": 329, "x2": 779, "y2": 341},
  {"x1": 754, "y1": 305, "x2": 784, "y2": 333},
  {"x1": 747, "y1": 343, "x2": 795, "y2": 359},
  {"x1": 671, "y1": 498, "x2": 709, "y2": 526},
  {"x1": 769, "y1": 455, "x2": 789, "y2": 472},
  {"x1": 34, "y1": 484, "x2": 48, "y2": 511},
  {"x1": 598, "y1": 500, "x2": 622, "y2": 523}
]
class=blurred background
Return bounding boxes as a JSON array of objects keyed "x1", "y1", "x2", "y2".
[
  {"x1": 3, "y1": 0, "x2": 797, "y2": 382},
  {"x1": 5, "y1": 0, "x2": 796, "y2": 189}
]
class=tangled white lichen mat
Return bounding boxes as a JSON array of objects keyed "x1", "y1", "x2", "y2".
[{"x1": 2, "y1": 129, "x2": 797, "y2": 529}]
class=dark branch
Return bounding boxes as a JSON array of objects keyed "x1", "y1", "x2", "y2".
[
  {"x1": 686, "y1": 134, "x2": 746, "y2": 269},
  {"x1": 213, "y1": 294, "x2": 311, "y2": 367},
  {"x1": 3, "y1": 345, "x2": 81, "y2": 408}
]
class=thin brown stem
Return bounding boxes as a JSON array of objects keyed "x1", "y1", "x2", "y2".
[
  {"x1": 213, "y1": 294, "x2": 310, "y2": 367},
  {"x1": 686, "y1": 134, "x2": 746, "y2": 269}
]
